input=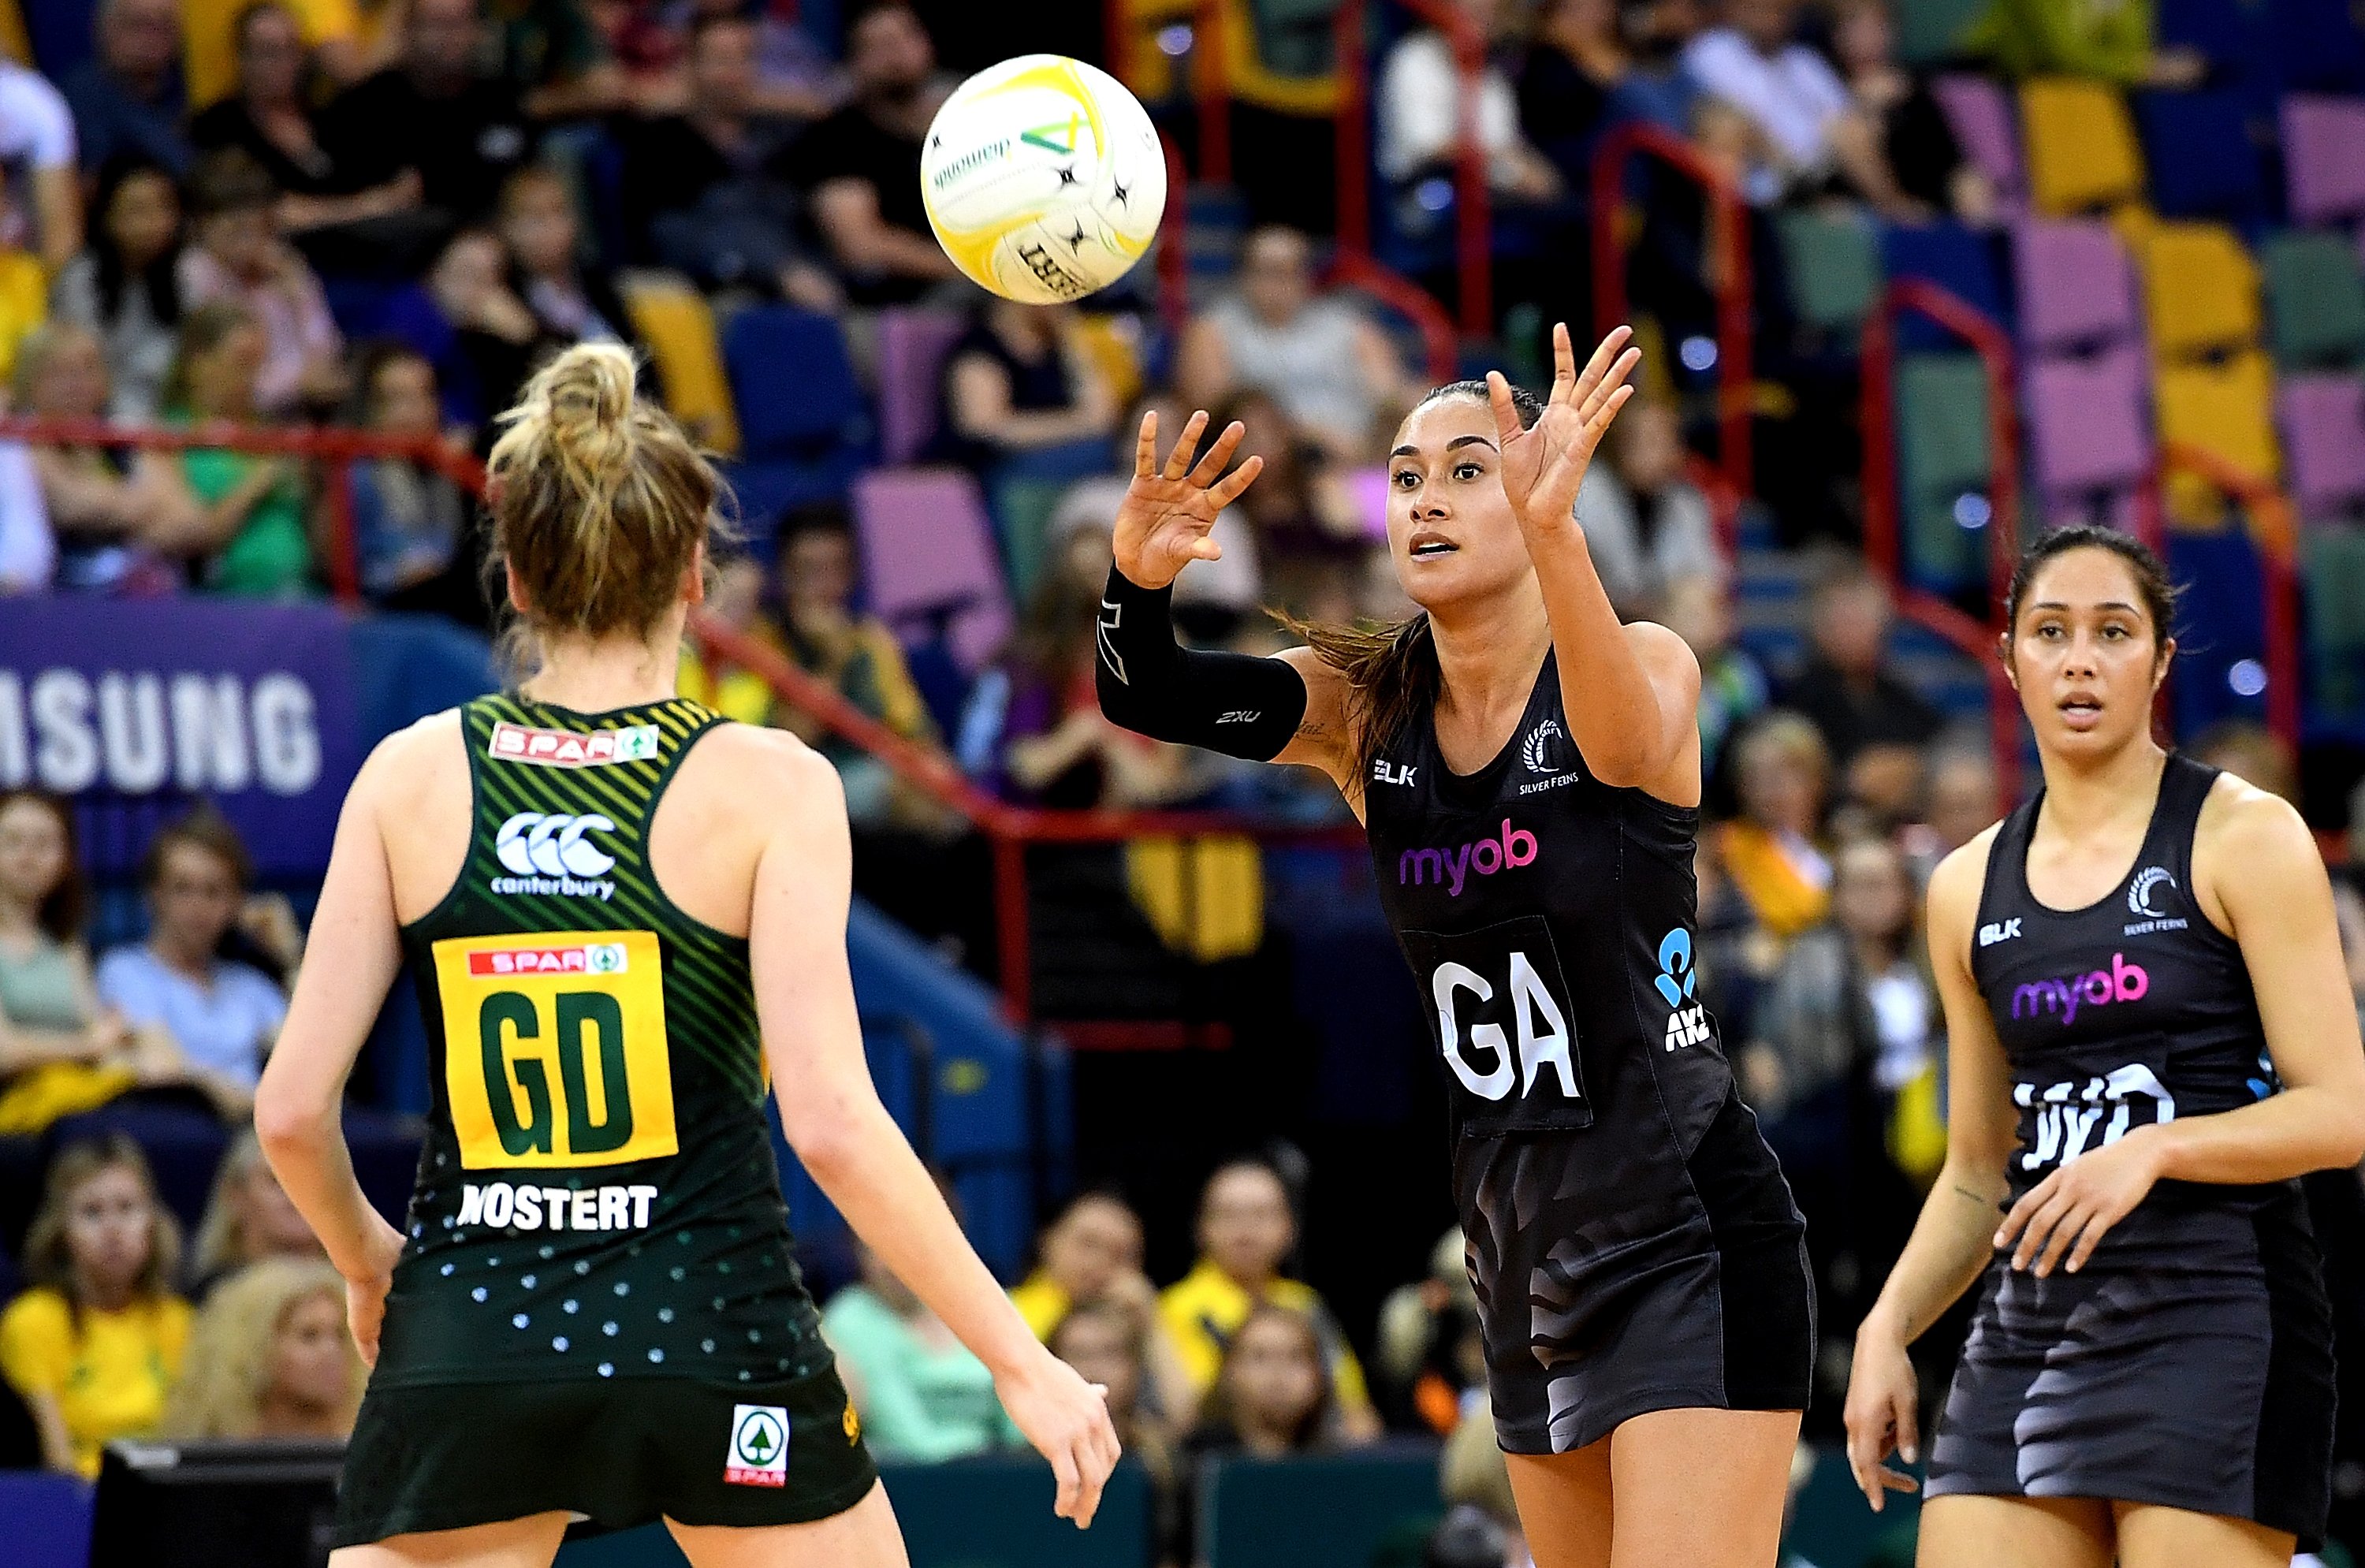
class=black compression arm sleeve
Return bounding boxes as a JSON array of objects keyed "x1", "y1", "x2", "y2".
[{"x1": 1093, "y1": 566, "x2": 1309, "y2": 762}]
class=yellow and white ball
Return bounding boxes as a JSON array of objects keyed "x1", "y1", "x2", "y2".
[{"x1": 919, "y1": 54, "x2": 1167, "y2": 304}]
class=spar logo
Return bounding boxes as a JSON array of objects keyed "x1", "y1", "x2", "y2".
[
  {"x1": 465, "y1": 941, "x2": 628, "y2": 978},
  {"x1": 1399, "y1": 819, "x2": 1539, "y2": 896},
  {"x1": 726, "y1": 1404, "x2": 790, "y2": 1487},
  {"x1": 2010, "y1": 953, "x2": 2149, "y2": 1025},
  {"x1": 488, "y1": 721, "x2": 659, "y2": 769}
]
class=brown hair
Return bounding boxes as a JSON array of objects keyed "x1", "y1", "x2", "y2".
[
  {"x1": 1289, "y1": 380, "x2": 1544, "y2": 780},
  {"x1": 162, "y1": 299, "x2": 259, "y2": 414},
  {"x1": 141, "y1": 803, "x2": 253, "y2": 893},
  {"x1": 2002, "y1": 524, "x2": 2181, "y2": 654},
  {"x1": 23, "y1": 1134, "x2": 184, "y2": 1320},
  {"x1": 486, "y1": 342, "x2": 721, "y2": 650},
  {"x1": 0, "y1": 791, "x2": 88, "y2": 941},
  {"x1": 1197, "y1": 1302, "x2": 1334, "y2": 1451}
]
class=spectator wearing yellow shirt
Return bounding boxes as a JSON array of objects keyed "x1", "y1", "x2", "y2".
[
  {"x1": 1010, "y1": 1190, "x2": 1196, "y2": 1424},
  {"x1": 1158, "y1": 1159, "x2": 1380, "y2": 1440},
  {"x1": 0, "y1": 1134, "x2": 193, "y2": 1476}
]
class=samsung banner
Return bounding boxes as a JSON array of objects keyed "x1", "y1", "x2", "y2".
[{"x1": 0, "y1": 598, "x2": 362, "y2": 876}]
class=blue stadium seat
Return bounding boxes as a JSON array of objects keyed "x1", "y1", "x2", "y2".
[
  {"x1": 2274, "y1": 0, "x2": 2365, "y2": 92},
  {"x1": 1879, "y1": 221, "x2": 2010, "y2": 352},
  {"x1": 23, "y1": 0, "x2": 95, "y2": 80},
  {"x1": 717, "y1": 307, "x2": 873, "y2": 532},
  {"x1": 0, "y1": 1472, "x2": 92, "y2": 1568},
  {"x1": 2133, "y1": 88, "x2": 2273, "y2": 228},
  {"x1": 2166, "y1": 528, "x2": 2271, "y2": 734}
]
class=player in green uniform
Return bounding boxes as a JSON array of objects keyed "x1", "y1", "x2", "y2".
[{"x1": 256, "y1": 343, "x2": 1118, "y2": 1566}]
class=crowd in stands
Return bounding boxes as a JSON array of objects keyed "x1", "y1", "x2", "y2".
[{"x1": 0, "y1": 0, "x2": 2359, "y2": 1561}]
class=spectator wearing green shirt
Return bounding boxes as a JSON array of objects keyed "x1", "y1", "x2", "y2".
[
  {"x1": 821, "y1": 1240, "x2": 1021, "y2": 1462},
  {"x1": 166, "y1": 301, "x2": 315, "y2": 598},
  {"x1": 1964, "y1": 0, "x2": 2205, "y2": 87}
]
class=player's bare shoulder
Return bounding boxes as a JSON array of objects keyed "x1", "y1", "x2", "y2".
[
  {"x1": 353, "y1": 708, "x2": 468, "y2": 811},
  {"x1": 672, "y1": 719, "x2": 847, "y2": 839},
  {"x1": 1926, "y1": 821, "x2": 2005, "y2": 961}
]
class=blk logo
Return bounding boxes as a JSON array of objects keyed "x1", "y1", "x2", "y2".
[
  {"x1": 1979, "y1": 918, "x2": 2023, "y2": 948},
  {"x1": 1372, "y1": 758, "x2": 1418, "y2": 787}
]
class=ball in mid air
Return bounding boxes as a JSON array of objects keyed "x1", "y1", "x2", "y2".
[{"x1": 919, "y1": 54, "x2": 1167, "y2": 304}]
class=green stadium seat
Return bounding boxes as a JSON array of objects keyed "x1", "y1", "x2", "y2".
[
  {"x1": 1896, "y1": 0, "x2": 1989, "y2": 63},
  {"x1": 1200, "y1": 1445, "x2": 1443, "y2": 1568},
  {"x1": 2305, "y1": 523, "x2": 2365, "y2": 717},
  {"x1": 993, "y1": 474, "x2": 1078, "y2": 603},
  {"x1": 1896, "y1": 352, "x2": 1994, "y2": 590},
  {"x1": 1777, "y1": 208, "x2": 1883, "y2": 341},
  {"x1": 2263, "y1": 230, "x2": 2365, "y2": 369}
]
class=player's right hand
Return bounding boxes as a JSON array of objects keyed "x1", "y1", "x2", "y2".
[
  {"x1": 1111, "y1": 409, "x2": 1262, "y2": 590},
  {"x1": 997, "y1": 1346, "x2": 1122, "y2": 1529},
  {"x1": 342, "y1": 1212, "x2": 408, "y2": 1369},
  {"x1": 1843, "y1": 1320, "x2": 1924, "y2": 1513}
]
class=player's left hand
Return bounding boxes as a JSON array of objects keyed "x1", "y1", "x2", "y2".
[
  {"x1": 1994, "y1": 1124, "x2": 2168, "y2": 1277},
  {"x1": 1488, "y1": 322, "x2": 1641, "y2": 537},
  {"x1": 342, "y1": 1212, "x2": 408, "y2": 1368}
]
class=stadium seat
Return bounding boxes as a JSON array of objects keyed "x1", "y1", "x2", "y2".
[
  {"x1": 2026, "y1": 346, "x2": 2154, "y2": 510},
  {"x1": 1198, "y1": 1446, "x2": 1444, "y2": 1568},
  {"x1": 2304, "y1": 523, "x2": 2365, "y2": 718},
  {"x1": 2165, "y1": 527, "x2": 2270, "y2": 734},
  {"x1": 877, "y1": 307, "x2": 968, "y2": 465},
  {"x1": 617, "y1": 276, "x2": 741, "y2": 455},
  {"x1": 1896, "y1": 0, "x2": 1990, "y2": 64},
  {"x1": 2274, "y1": 0, "x2": 2365, "y2": 93},
  {"x1": 2136, "y1": 220, "x2": 2262, "y2": 361},
  {"x1": 2155, "y1": 350, "x2": 2282, "y2": 522},
  {"x1": 2281, "y1": 96, "x2": 2365, "y2": 225},
  {"x1": 2021, "y1": 78, "x2": 2147, "y2": 217},
  {"x1": 1775, "y1": 208, "x2": 1882, "y2": 340},
  {"x1": 2013, "y1": 218, "x2": 2140, "y2": 354},
  {"x1": 1071, "y1": 311, "x2": 1147, "y2": 412},
  {"x1": 2132, "y1": 88, "x2": 2270, "y2": 225},
  {"x1": 1879, "y1": 221, "x2": 2009, "y2": 352},
  {"x1": 0, "y1": 1471, "x2": 91, "y2": 1568},
  {"x1": 2263, "y1": 230, "x2": 2365, "y2": 367},
  {"x1": 1895, "y1": 352, "x2": 1993, "y2": 590},
  {"x1": 851, "y1": 468, "x2": 1015, "y2": 673},
  {"x1": 1931, "y1": 76, "x2": 2026, "y2": 215},
  {"x1": 721, "y1": 306, "x2": 870, "y2": 460},
  {"x1": 2277, "y1": 372, "x2": 2365, "y2": 518},
  {"x1": 0, "y1": 248, "x2": 46, "y2": 385}
]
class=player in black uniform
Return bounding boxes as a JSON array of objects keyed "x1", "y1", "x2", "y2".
[
  {"x1": 255, "y1": 345, "x2": 1117, "y2": 1566},
  {"x1": 1844, "y1": 527, "x2": 2365, "y2": 1566},
  {"x1": 1095, "y1": 324, "x2": 1814, "y2": 1567}
]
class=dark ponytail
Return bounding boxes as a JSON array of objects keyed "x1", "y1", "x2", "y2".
[{"x1": 1284, "y1": 378, "x2": 1544, "y2": 781}]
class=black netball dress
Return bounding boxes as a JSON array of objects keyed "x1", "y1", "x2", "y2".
[
  {"x1": 1927, "y1": 752, "x2": 2334, "y2": 1542},
  {"x1": 1364, "y1": 651, "x2": 1815, "y2": 1454}
]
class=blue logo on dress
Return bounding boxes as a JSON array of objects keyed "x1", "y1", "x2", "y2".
[{"x1": 1655, "y1": 929, "x2": 1709, "y2": 1050}]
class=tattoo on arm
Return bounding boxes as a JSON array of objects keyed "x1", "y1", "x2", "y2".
[{"x1": 1951, "y1": 1183, "x2": 1993, "y2": 1207}]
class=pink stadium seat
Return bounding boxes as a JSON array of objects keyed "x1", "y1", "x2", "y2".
[
  {"x1": 851, "y1": 467, "x2": 1014, "y2": 673},
  {"x1": 2281, "y1": 95, "x2": 2365, "y2": 224},
  {"x1": 2277, "y1": 371, "x2": 2365, "y2": 516},
  {"x1": 2025, "y1": 345, "x2": 2154, "y2": 504},
  {"x1": 877, "y1": 308, "x2": 968, "y2": 466},
  {"x1": 1933, "y1": 76, "x2": 2026, "y2": 214},
  {"x1": 2013, "y1": 218, "x2": 2140, "y2": 354}
]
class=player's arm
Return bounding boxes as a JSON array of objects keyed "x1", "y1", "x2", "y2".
[
  {"x1": 1995, "y1": 784, "x2": 2365, "y2": 1282},
  {"x1": 747, "y1": 739, "x2": 1119, "y2": 1525},
  {"x1": 1845, "y1": 829, "x2": 2017, "y2": 1509},
  {"x1": 1094, "y1": 410, "x2": 1358, "y2": 795},
  {"x1": 254, "y1": 728, "x2": 418, "y2": 1359},
  {"x1": 1486, "y1": 326, "x2": 1699, "y2": 799}
]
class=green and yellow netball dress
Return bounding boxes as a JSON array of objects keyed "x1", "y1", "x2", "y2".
[{"x1": 333, "y1": 695, "x2": 876, "y2": 1546}]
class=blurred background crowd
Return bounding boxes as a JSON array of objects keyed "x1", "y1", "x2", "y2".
[{"x1": 0, "y1": 0, "x2": 2361, "y2": 1561}]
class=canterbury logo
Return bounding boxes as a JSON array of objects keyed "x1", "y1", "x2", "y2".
[{"x1": 495, "y1": 813, "x2": 617, "y2": 879}]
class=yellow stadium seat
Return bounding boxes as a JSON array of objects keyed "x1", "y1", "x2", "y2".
[
  {"x1": 2155, "y1": 351, "x2": 2280, "y2": 525},
  {"x1": 618, "y1": 276, "x2": 741, "y2": 457},
  {"x1": 2138, "y1": 220, "x2": 2261, "y2": 362},
  {"x1": 0, "y1": 0, "x2": 31, "y2": 70},
  {"x1": 0, "y1": 249, "x2": 47, "y2": 386},
  {"x1": 1072, "y1": 313, "x2": 1145, "y2": 412},
  {"x1": 2021, "y1": 77, "x2": 2146, "y2": 217},
  {"x1": 1116, "y1": 0, "x2": 1341, "y2": 115}
]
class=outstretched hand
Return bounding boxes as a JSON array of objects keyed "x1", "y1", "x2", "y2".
[
  {"x1": 1489, "y1": 322, "x2": 1641, "y2": 535},
  {"x1": 1110, "y1": 409, "x2": 1264, "y2": 590}
]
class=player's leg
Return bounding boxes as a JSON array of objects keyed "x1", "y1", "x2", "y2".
[
  {"x1": 1913, "y1": 1495, "x2": 2114, "y2": 1568},
  {"x1": 328, "y1": 1512, "x2": 573, "y2": 1568},
  {"x1": 2113, "y1": 1502, "x2": 2296, "y2": 1568},
  {"x1": 1598, "y1": 1406, "x2": 1796, "y2": 1568},
  {"x1": 1503, "y1": 1435, "x2": 1615, "y2": 1568},
  {"x1": 664, "y1": 1480, "x2": 913, "y2": 1568}
]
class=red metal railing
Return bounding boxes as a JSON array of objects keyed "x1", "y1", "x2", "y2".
[
  {"x1": 0, "y1": 415, "x2": 486, "y2": 605},
  {"x1": 1158, "y1": 130, "x2": 1190, "y2": 332},
  {"x1": 2151, "y1": 444, "x2": 2302, "y2": 753},
  {"x1": 1590, "y1": 122, "x2": 1752, "y2": 509},
  {"x1": 1857, "y1": 278, "x2": 2024, "y2": 803},
  {"x1": 1194, "y1": 0, "x2": 1232, "y2": 184},
  {"x1": 1331, "y1": 251, "x2": 1457, "y2": 382}
]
